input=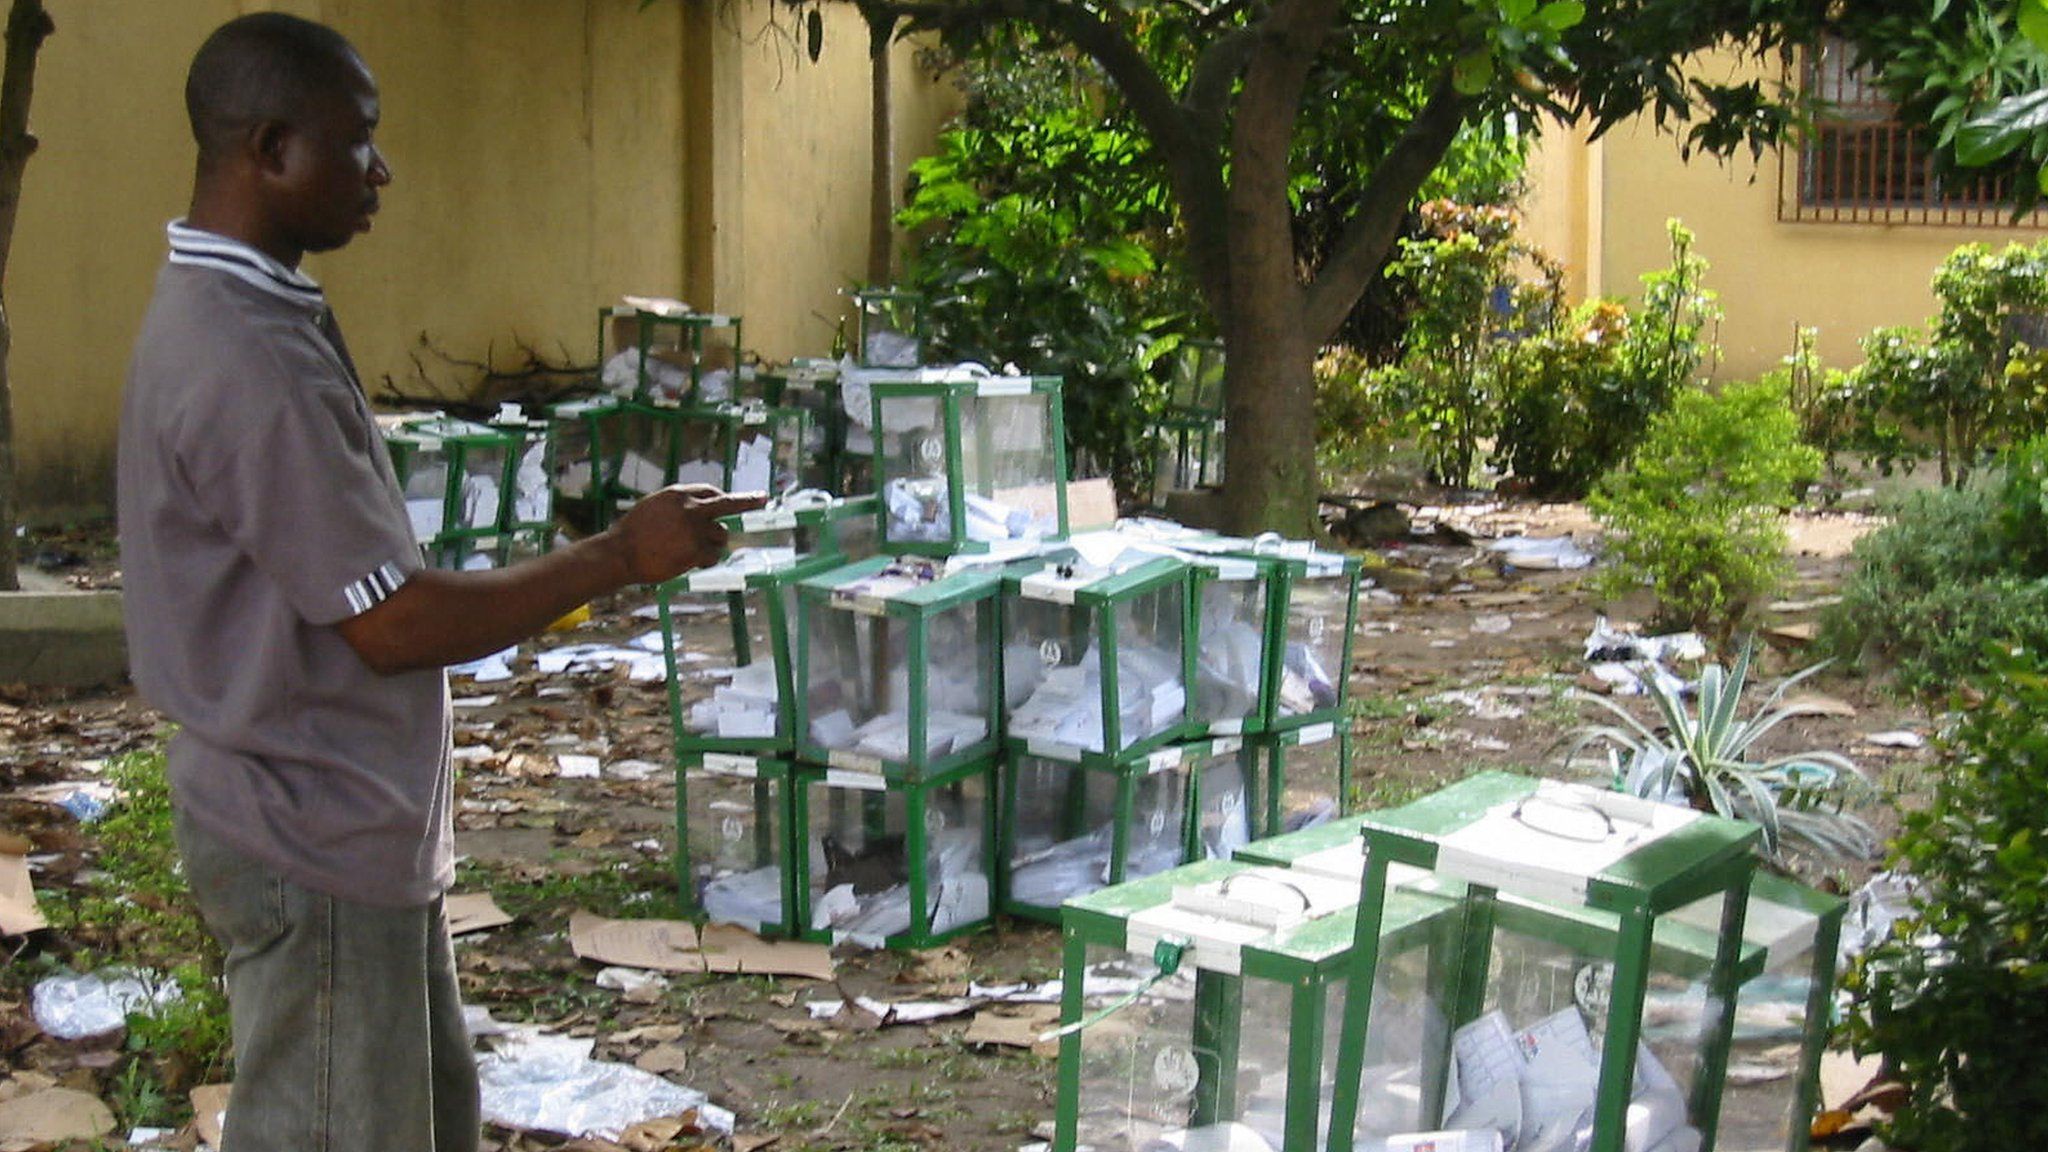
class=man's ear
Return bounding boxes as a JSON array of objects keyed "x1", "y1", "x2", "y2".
[{"x1": 249, "y1": 119, "x2": 291, "y2": 175}]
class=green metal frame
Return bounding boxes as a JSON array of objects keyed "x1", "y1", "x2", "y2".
[
  {"x1": 755, "y1": 359, "x2": 856, "y2": 494},
  {"x1": 996, "y1": 748, "x2": 1195, "y2": 924},
  {"x1": 1052, "y1": 858, "x2": 1460, "y2": 1152},
  {"x1": 1326, "y1": 773, "x2": 1761, "y2": 1152},
  {"x1": 544, "y1": 395, "x2": 624, "y2": 530},
  {"x1": 670, "y1": 752, "x2": 797, "y2": 937},
  {"x1": 792, "y1": 556, "x2": 1005, "y2": 781},
  {"x1": 1257, "y1": 547, "x2": 1363, "y2": 735},
  {"x1": 1186, "y1": 553, "x2": 1279, "y2": 737},
  {"x1": 717, "y1": 493, "x2": 880, "y2": 563},
  {"x1": 599, "y1": 304, "x2": 745, "y2": 406},
  {"x1": 657, "y1": 553, "x2": 843, "y2": 760},
  {"x1": 1242, "y1": 723, "x2": 1353, "y2": 839},
  {"x1": 790, "y1": 756, "x2": 997, "y2": 949},
  {"x1": 1001, "y1": 555, "x2": 1199, "y2": 763},
  {"x1": 867, "y1": 374, "x2": 1070, "y2": 556},
  {"x1": 383, "y1": 414, "x2": 521, "y2": 569},
  {"x1": 487, "y1": 409, "x2": 556, "y2": 564},
  {"x1": 849, "y1": 287, "x2": 926, "y2": 369},
  {"x1": 1153, "y1": 338, "x2": 1226, "y2": 491}
]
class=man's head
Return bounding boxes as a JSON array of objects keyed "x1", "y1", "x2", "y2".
[{"x1": 185, "y1": 13, "x2": 390, "y2": 264}]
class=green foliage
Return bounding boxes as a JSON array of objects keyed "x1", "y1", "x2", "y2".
[
  {"x1": 1839, "y1": 647, "x2": 2048, "y2": 1152},
  {"x1": 1828, "y1": 239, "x2": 2048, "y2": 486},
  {"x1": 1589, "y1": 376, "x2": 1821, "y2": 642},
  {"x1": 1565, "y1": 645, "x2": 1876, "y2": 866},
  {"x1": 44, "y1": 745, "x2": 232, "y2": 1124},
  {"x1": 897, "y1": 31, "x2": 1200, "y2": 502},
  {"x1": 1818, "y1": 438, "x2": 2048, "y2": 692},
  {"x1": 1312, "y1": 347, "x2": 1410, "y2": 482},
  {"x1": 1835, "y1": 0, "x2": 2048, "y2": 210}
]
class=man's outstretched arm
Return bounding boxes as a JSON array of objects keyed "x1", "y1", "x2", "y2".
[{"x1": 336, "y1": 484, "x2": 767, "y2": 675}]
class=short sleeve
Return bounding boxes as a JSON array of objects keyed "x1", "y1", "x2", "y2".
[{"x1": 178, "y1": 331, "x2": 423, "y2": 626}]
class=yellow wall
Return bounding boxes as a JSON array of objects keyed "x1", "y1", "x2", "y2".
[
  {"x1": 1522, "y1": 53, "x2": 2048, "y2": 383},
  {"x1": 10, "y1": 0, "x2": 956, "y2": 519}
]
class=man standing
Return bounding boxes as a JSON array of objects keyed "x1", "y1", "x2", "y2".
[{"x1": 117, "y1": 14, "x2": 762, "y2": 1151}]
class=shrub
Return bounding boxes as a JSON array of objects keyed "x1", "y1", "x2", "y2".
[
  {"x1": 1588, "y1": 376, "x2": 1821, "y2": 645},
  {"x1": 1492, "y1": 220, "x2": 1720, "y2": 497},
  {"x1": 1830, "y1": 239, "x2": 2048, "y2": 487},
  {"x1": 1839, "y1": 649, "x2": 2048, "y2": 1152},
  {"x1": 1818, "y1": 437, "x2": 2048, "y2": 693}
]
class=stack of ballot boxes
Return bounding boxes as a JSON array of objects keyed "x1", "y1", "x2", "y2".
[
  {"x1": 1050, "y1": 858, "x2": 1461, "y2": 1152},
  {"x1": 998, "y1": 552, "x2": 1209, "y2": 922},
  {"x1": 868, "y1": 374, "x2": 1069, "y2": 555},
  {"x1": 383, "y1": 414, "x2": 521, "y2": 570},
  {"x1": 657, "y1": 545, "x2": 846, "y2": 937},
  {"x1": 1321, "y1": 774, "x2": 1766, "y2": 1152},
  {"x1": 719, "y1": 492, "x2": 881, "y2": 567},
  {"x1": 790, "y1": 556, "x2": 1006, "y2": 947}
]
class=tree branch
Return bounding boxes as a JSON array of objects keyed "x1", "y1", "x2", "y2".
[{"x1": 1302, "y1": 73, "x2": 1468, "y2": 342}]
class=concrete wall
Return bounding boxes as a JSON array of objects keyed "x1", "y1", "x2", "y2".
[
  {"x1": 9, "y1": 0, "x2": 956, "y2": 521},
  {"x1": 1521, "y1": 53, "x2": 2046, "y2": 383}
]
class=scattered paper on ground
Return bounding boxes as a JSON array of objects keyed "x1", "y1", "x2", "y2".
[
  {"x1": 569, "y1": 911, "x2": 834, "y2": 980},
  {"x1": 478, "y1": 1029, "x2": 732, "y2": 1141},
  {"x1": 805, "y1": 992, "x2": 979, "y2": 1027},
  {"x1": 446, "y1": 892, "x2": 514, "y2": 936},
  {"x1": 0, "y1": 848, "x2": 45, "y2": 936},
  {"x1": 0, "y1": 1087, "x2": 115, "y2": 1152}
]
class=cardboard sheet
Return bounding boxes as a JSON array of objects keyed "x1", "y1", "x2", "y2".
[
  {"x1": 569, "y1": 911, "x2": 834, "y2": 981},
  {"x1": 0, "y1": 1088, "x2": 115, "y2": 1152},
  {"x1": 0, "y1": 849, "x2": 44, "y2": 936},
  {"x1": 446, "y1": 892, "x2": 514, "y2": 937}
]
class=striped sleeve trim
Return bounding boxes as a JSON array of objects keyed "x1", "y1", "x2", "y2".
[{"x1": 343, "y1": 562, "x2": 409, "y2": 616}]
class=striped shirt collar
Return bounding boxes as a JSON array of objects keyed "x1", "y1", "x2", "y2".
[{"x1": 165, "y1": 219, "x2": 326, "y2": 311}]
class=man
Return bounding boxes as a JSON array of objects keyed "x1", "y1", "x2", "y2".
[{"x1": 117, "y1": 14, "x2": 763, "y2": 1152}]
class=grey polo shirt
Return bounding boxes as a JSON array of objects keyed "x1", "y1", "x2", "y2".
[{"x1": 119, "y1": 222, "x2": 453, "y2": 908}]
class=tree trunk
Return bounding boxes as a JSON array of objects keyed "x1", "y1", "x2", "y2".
[
  {"x1": 0, "y1": 0, "x2": 53, "y2": 594},
  {"x1": 1217, "y1": 275, "x2": 1318, "y2": 537},
  {"x1": 865, "y1": 11, "x2": 896, "y2": 287}
]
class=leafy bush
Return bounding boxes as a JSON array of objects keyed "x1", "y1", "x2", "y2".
[
  {"x1": 1492, "y1": 220, "x2": 1720, "y2": 497},
  {"x1": 1818, "y1": 438, "x2": 2048, "y2": 693},
  {"x1": 1588, "y1": 376, "x2": 1821, "y2": 644},
  {"x1": 1829, "y1": 239, "x2": 2048, "y2": 486},
  {"x1": 1839, "y1": 649, "x2": 2048, "y2": 1152}
]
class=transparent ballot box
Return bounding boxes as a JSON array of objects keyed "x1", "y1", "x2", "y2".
[
  {"x1": 1188, "y1": 552, "x2": 1279, "y2": 737},
  {"x1": 1053, "y1": 859, "x2": 1456, "y2": 1152},
  {"x1": 598, "y1": 401, "x2": 738, "y2": 504},
  {"x1": 866, "y1": 372, "x2": 1068, "y2": 555},
  {"x1": 1263, "y1": 544, "x2": 1361, "y2": 731},
  {"x1": 1329, "y1": 775, "x2": 1764, "y2": 1152},
  {"x1": 793, "y1": 758, "x2": 994, "y2": 949},
  {"x1": 999, "y1": 747, "x2": 1193, "y2": 923},
  {"x1": 597, "y1": 302, "x2": 744, "y2": 405},
  {"x1": 850, "y1": 287, "x2": 925, "y2": 368},
  {"x1": 545, "y1": 395, "x2": 622, "y2": 531},
  {"x1": 717, "y1": 400, "x2": 808, "y2": 496},
  {"x1": 383, "y1": 414, "x2": 517, "y2": 570},
  {"x1": 1003, "y1": 555, "x2": 1195, "y2": 762},
  {"x1": 673, "y1": 752, "x2": 795, "y2": 937},
  {"x1": 719, "y1": 492, "x2": 880, "y2": 564},
  {"x1": 1665, "y1": 876, "x2": 1846, "y2": 1152},
  {"x1": 657, "y1": 549, "x2": 840, "y2": 758},
  {"x1": 794, "y1": 556, "x2": 1003, "y2": 780},
  {"x1": 1188, "y1": 738, "x2": 1256, "y2": 863},
  {"x1": 489, "y1": 405, "x2": 555, "y2": 564},
  {"x1": 758, "y1": 359, "x2": 858, "y2": 493},
  {"x1": 1248, "y1": 721, "x2": 1353, "y2": 839}
]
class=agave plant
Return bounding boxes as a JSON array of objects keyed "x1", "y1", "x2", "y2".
[{"x1": 1564, "y1": 642, "x2": 1878, "y2": 865}]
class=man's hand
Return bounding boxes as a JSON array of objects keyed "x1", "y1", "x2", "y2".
[{"x1": 603, "y1": 484, "x2": 770, "y2": 585}]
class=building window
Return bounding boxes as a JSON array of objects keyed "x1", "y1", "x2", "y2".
[{"x1": 1780, "y1": 37, "x2": 2046, "y2": 227}]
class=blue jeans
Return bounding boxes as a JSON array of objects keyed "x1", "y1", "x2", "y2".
[{"x1": 175, "y1": 808, "x2": 480, "y2": 1152}]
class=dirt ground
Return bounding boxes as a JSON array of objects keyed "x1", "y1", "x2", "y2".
[{"x1": 0, "y1": 501, "x2": 1930, "y2": 1152}]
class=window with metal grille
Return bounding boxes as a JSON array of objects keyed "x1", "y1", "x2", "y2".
[{"x1": 1780, "y1": 38, "x2": 2046, "y2": 227}]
